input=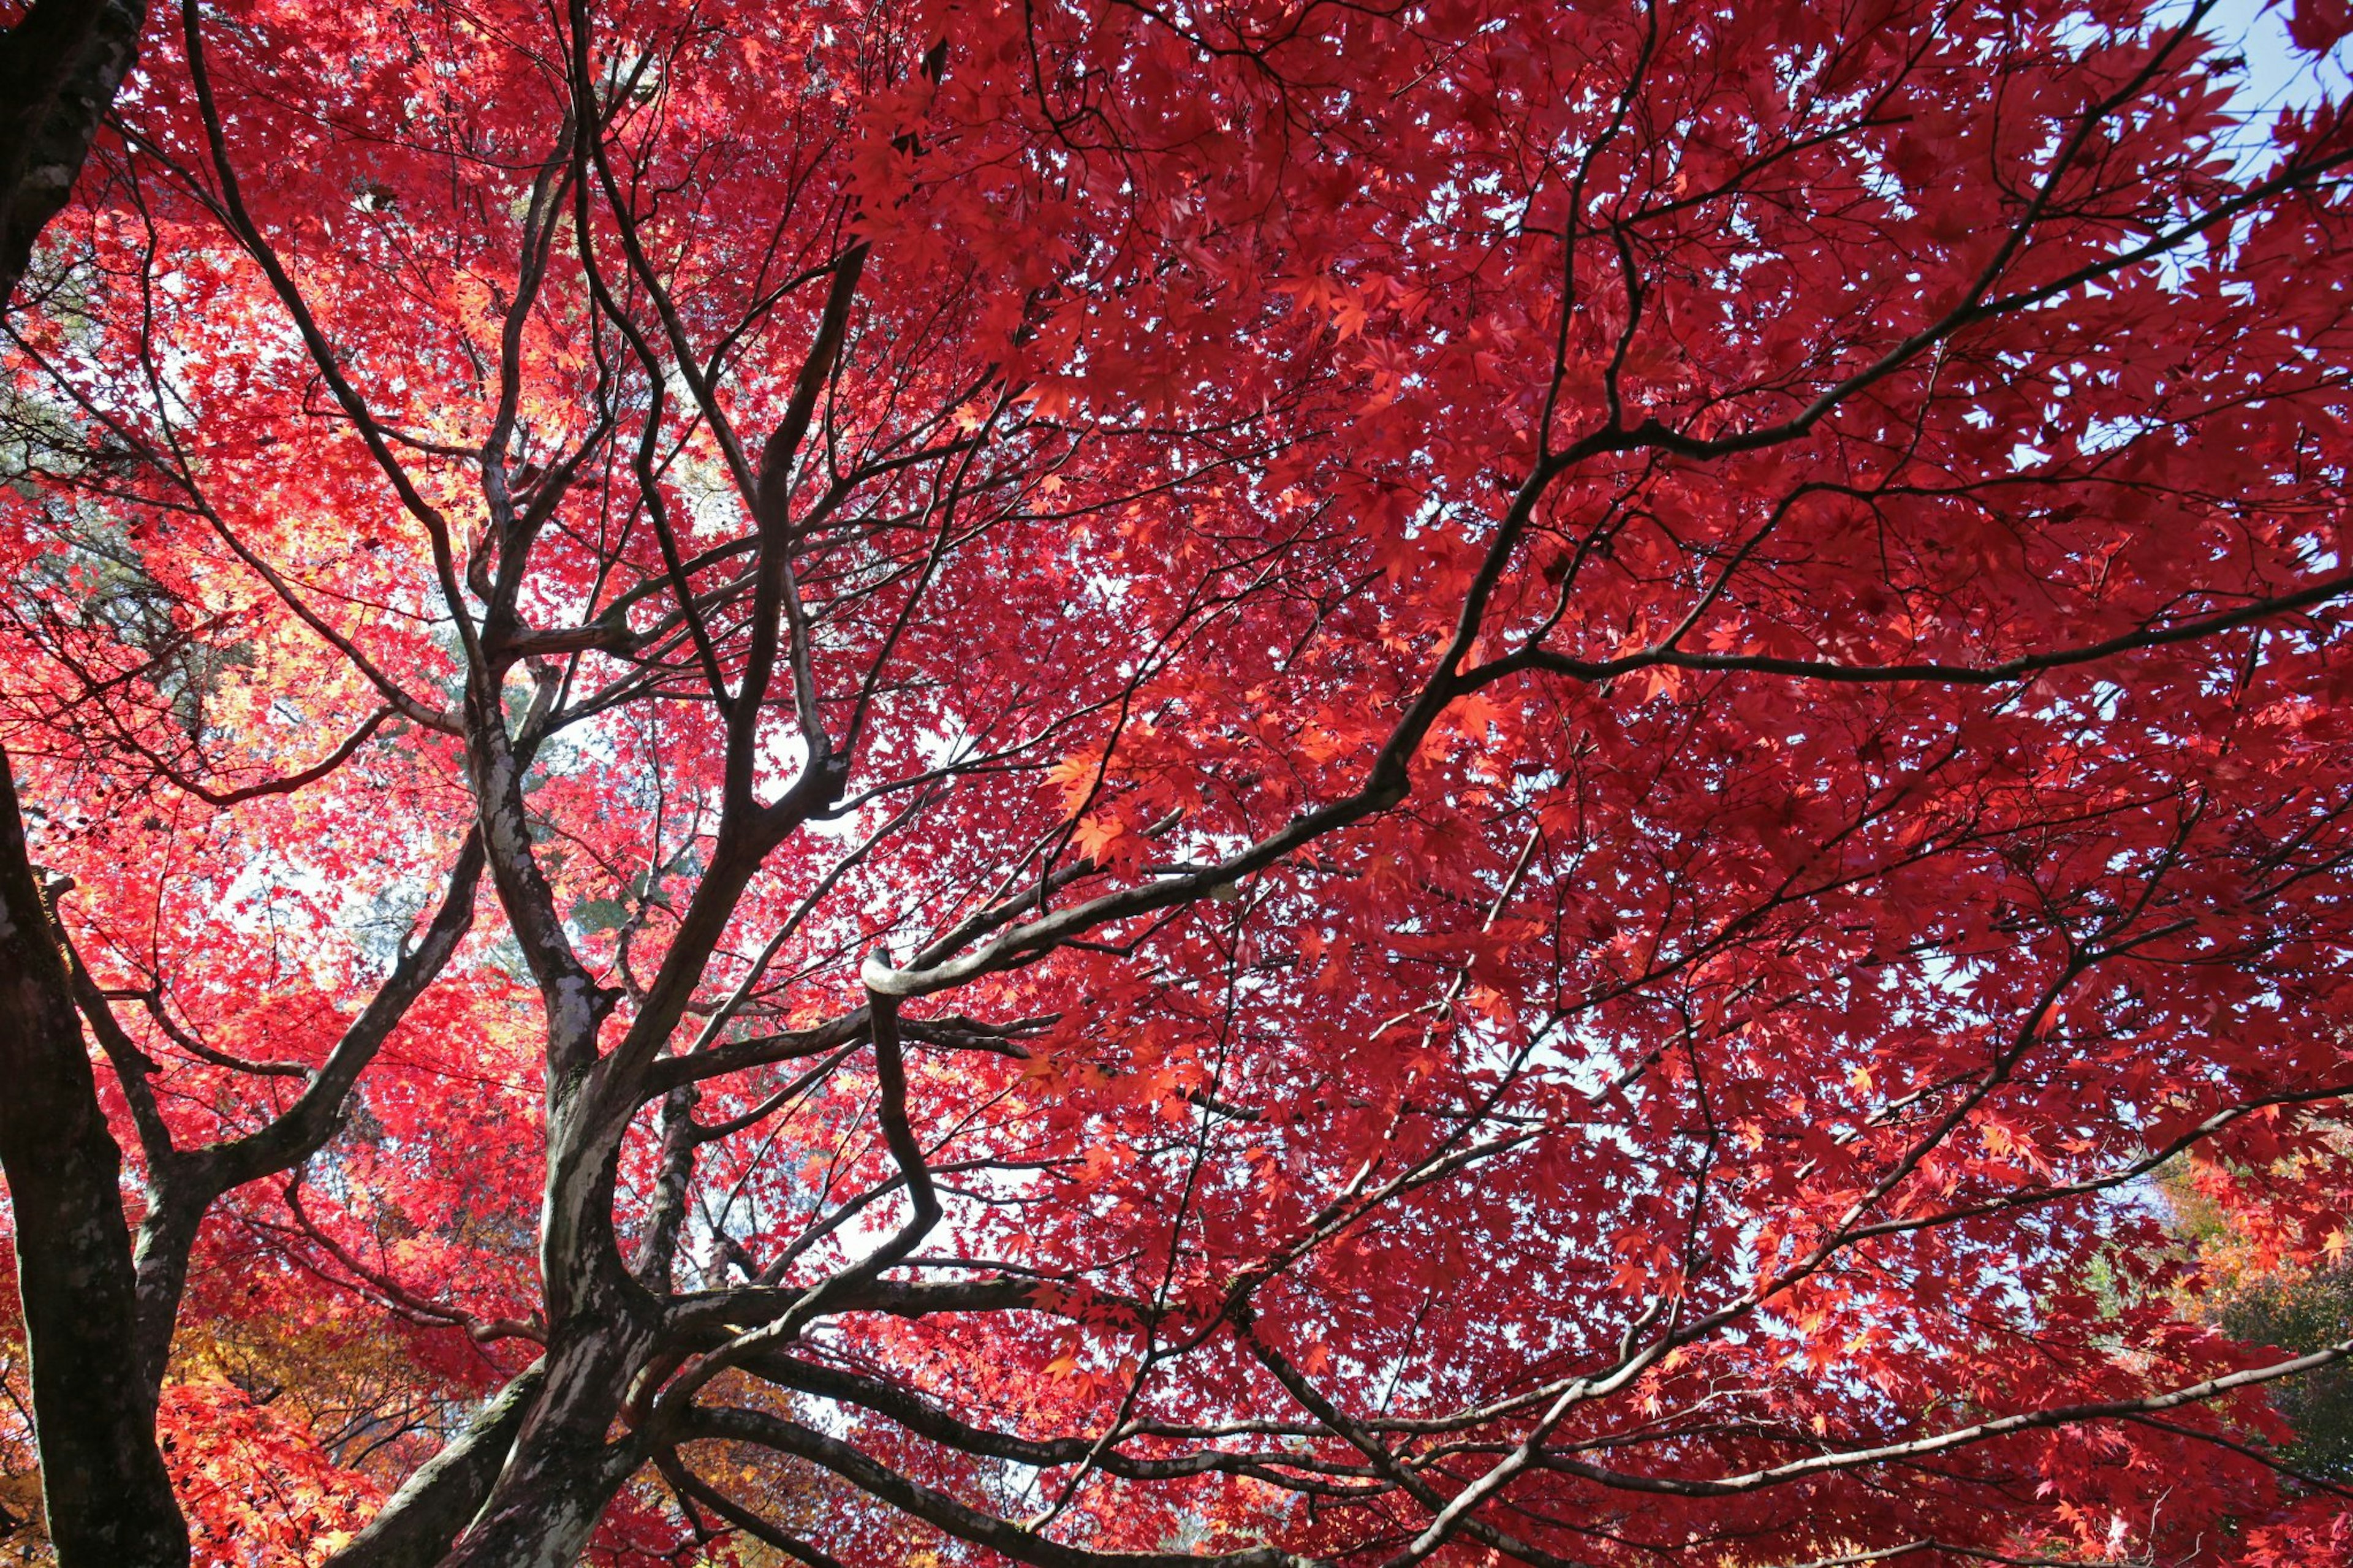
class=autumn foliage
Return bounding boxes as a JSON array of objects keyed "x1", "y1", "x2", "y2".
[{"x1": 4, "y1": 0, "x2": 2353, "y2": 1563}]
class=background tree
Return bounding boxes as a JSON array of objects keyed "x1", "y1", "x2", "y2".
[
  {"x1": 4, "y1": 0, "x2": 2353, "y2": 1566},
  {"x1": 2153, "y1": 1126, "x2": 2353, "y2": 1490}
]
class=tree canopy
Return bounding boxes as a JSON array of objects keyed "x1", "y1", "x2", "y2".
[{"x1": 4, "y1": 0, "x2": 2353, "y2": 1564}]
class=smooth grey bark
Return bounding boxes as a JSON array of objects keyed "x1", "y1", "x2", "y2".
[{"x1": 432, "y1": 1308, "x2": 658, "y2": 1568}]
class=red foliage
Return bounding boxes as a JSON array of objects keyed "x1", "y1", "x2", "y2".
[{"x1": 4, "y1": 0, "x2": 2353, "y2": 1563}]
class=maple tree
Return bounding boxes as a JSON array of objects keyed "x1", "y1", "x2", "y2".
[
  {"x1": 6, "y1": 0, "x2": 2353, "y2": 1562},
  {"x1": 2158, "y1": 1140, "x2": 2353, "y2": 1483}
]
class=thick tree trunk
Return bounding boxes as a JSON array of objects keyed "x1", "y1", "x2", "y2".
[
  {"x1": 126, "y1": 1172, "x2": 209, "y2": 1399},
  {"x1": 434, "y1": 1310, "x2": 654, "y2": 1568},
  {"x1": 0, "y1": 747, "x2": 188, "y2": 1568},
  {"x1": 325, "y1": 1362, "x2": 546, "y2": 1568},
  {"x1": 0, "y1": 0, "x2": 148, "y2": 309}
]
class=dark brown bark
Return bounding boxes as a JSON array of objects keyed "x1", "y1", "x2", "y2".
[
  {"x1": 0, "y1": 0, "x2": 147, "y2": 310},
  {"x1": 434, "y1": 1306, "x2": 657, "y2": 1568},
  {"x1": 683, "y1": 1406, "x2": 1321, "y2": 1568},
  {"x1": 0, "y1": 746, "x2": 187, "y2": 1567},
  {"x1": 121, "y1": 831, "x2": 488, "y2": 1398},
  {"x1": 325, "y1": 1362, "x2": 547, "y2": 1568},
  {"x1": 0, "y1": 9, "x2": 179, "y2": 1559}
]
